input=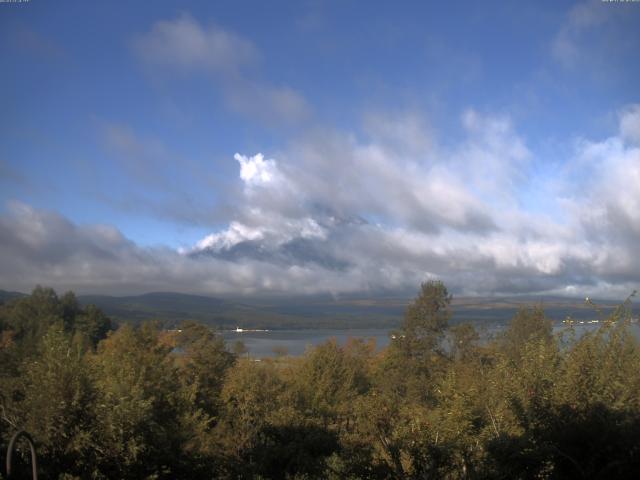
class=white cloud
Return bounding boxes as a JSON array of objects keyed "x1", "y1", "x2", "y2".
[
  {"x1": 234, "y1": 153, "x2": 279, "y2": 187},
  {"x1": 362, "y1": 111, "x2": 434, "y2": 156},
  {"x1": 193, "y1": 221, "x2": 265, "y2": 251},
  {"x1": 183, "y1": 106, "x2": 640, "y2": 297},
  {"x1": 550, "y1": 0, "x2": 637, "y2": 70},
  {"x1": 552, "y1": 1, "x2": 606, "y2": 66},
  {"x1": 133, "y1": 14, "x2": 310, "y2": 125},
  {"x1": 133, "y1": 13, "x2": 256, "y2": 75},
  {"x1": 3, "y1": 106, "x2": 639, "y2": 298},
  {"x1": 619, "y1": 104, "x2": 640, "y2": 145},
  {"x1": 267, "y1": 111, "x2": 512, "y2": 237},
  {"x1": 226, "y1": 83, "x2": 311, "y2": 124},
  {"x1": 575, "y1": 128, "x2": 640, "y2": 242}
]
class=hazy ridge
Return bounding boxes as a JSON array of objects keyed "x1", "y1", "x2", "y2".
[{"x1": 1, "y1": 289, "x2": 621, "y2": 329}]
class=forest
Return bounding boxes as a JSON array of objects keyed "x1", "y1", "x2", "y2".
[{"x1": 1, "y1": 282, "x2": 639, "y2": 479}]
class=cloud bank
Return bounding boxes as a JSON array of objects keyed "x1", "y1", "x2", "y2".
[{"x1": 2, "y1": 106, "x2": 639, "y2": 298}]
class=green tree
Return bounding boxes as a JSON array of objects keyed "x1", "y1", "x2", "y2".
[
  {"x1": 499, "y1": 305, "x2": 553, "y2": 361},
  {"x1": 401, "y1": 280, "x2": 452, "y2": 356},
  {"x1": 3, "y1": 286, "x2": 64, "y2": 354},
  {"x1": 296, "y1": 339, "x2": 370, "y2": 428},
  {"x1": 217, "y1": 359, "x2": 288, "y2": 475},
  {"x1": 174, "y1": 321, "x2": 235, "y2": 419},
  {"x1": 449, "y1": 322, "x2": 480, "y2": 362},
  {"x1": 382, "y1": 280, "x2": 452, "y2": 402},
  {"x1": 74, "y1": 304, "x2": 112, "y2": 347},
  {"x1": 91, "y1": 323, "x2": 185, "y2": 479},
  {"x1": 18, "y1": 325, "x2": 97, "y2": 478}
]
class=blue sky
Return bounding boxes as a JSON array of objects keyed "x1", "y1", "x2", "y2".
[{"x1": 1, "y1": 0, "x2": 639, "y2": 297}]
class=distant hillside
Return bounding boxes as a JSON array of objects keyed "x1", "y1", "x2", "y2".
[
  {"x1": 76, "y1": 292, "x2": 403, "y2": 329},
  {"x1": 0, "y1": 289, "x2": 27, "y2": 304},
  {"x1": 2, "y1": 288, "x2": 625, "y2": 329},
  {"x1": 78, "y1": 292, "x2": 238, "y2": 327},
  {"x1": 77, "y1": 291, "x2": 624, "y2": 330},
  {"x1": 450, "y1": 295, "x2": 620, "y2": 325}
]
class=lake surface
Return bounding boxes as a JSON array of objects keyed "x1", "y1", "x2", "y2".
[
  {"x1": 222, "y1": 328, "x2": 392, "y2": 357},
  {"x1": 221, "y1": 321, "x2": 640, "y2": 358}
]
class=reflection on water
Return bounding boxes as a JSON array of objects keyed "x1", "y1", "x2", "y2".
[{"x1": 221, "y1": 321, "x2": 640, "y2": 358}]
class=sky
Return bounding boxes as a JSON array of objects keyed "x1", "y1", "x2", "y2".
[{"x1": 1, "y1": 0, "x2": 639, "y2": 298}]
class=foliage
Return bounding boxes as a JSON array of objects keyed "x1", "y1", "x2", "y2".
[{"x1": 1, "y1": 285, "x2": 640, "y2": 479}]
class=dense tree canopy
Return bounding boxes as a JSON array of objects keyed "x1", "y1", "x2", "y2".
[{"x1": 1, "y1": 286, "x2": 639, "y2": 479}]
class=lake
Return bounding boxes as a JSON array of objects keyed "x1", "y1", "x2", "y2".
[
  {"x1": 221, "y1": 321, "x2": 640, "y2": 358},
  {"x1": 221, "y1": 328, "x2": 392, "y2": 357}
]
